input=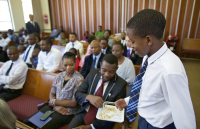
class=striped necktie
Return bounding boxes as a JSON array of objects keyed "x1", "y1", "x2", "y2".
[{"x1": 126, "y1": 58, "x2": 148, "y2": 122}]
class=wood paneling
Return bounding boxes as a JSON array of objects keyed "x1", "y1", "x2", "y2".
[{"x1": 49, "y1": 0, "x2": 200, "y2": 56}]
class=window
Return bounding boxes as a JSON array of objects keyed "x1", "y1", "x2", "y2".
[
  {"x1": 21, "y1": 0, "x2": 33, "y2": 23},
  {"x1": 0, "y1": 0, "x2": 13, "y2": 31}
]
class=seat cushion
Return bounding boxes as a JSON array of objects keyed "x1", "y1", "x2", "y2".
[{"x1": 7, "y1": 94, "x2": 44, "y2": 121}]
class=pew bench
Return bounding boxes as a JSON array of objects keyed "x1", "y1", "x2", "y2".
[
  {"x1": 4, "y1": 68, "x2": 68, "y2": 128},
  {"x1": 0, "y1": 62, "x2": 141, "y2": 129}
]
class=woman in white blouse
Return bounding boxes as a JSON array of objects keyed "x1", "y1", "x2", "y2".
[{"x1": 112, "y1": 42, "x2": 135, "y2": 96}]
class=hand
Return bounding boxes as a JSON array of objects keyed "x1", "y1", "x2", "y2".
[
  {"x1": 54, "y1": 106, "x2": 69, "y2": 115},
  {"x1": 72, "y1": 125, "x2": 92, "y2": 129},
  {"x1": 48, "y1": 99, "x2": 53, "y2": 106},
  {"x1": 86, "y1": 95, "x2": 104, "y2": 108},
  {"x1": 115, "y1": 99, "x2": 127, "y2": 110}
]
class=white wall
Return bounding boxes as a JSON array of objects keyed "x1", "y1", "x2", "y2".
[
  {"x1": 9, "y1": 0, "x2": 25, "y2": 31},
  {"x1": 40, "y1": 0, "x2": 51, "y2": 32}
]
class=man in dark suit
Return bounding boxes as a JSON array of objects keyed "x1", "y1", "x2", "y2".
[
  {"x1": 100, "y1": 38, "x2": 112, "y2": 54},
  {"x1": 23, "y1": 34, "x2": 40, "y2": 68},
  {"x1": 116, "y1": 32, "x2": 126, "y2": 46},
  {"x1": 123, "y1": 36, "x2": 143, "y2": 65},
  {"x1": 67, "y1": 54, "x2": 126, "y2": 129},
  {"x1": 81, "y1": 40, "x2": 104, "y2": 78},
  {"x1": 26, "y1": 14, "x2": 40, "y2": 35}
]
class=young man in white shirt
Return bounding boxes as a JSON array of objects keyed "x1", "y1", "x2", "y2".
[
  {"x1": 36, "y1": 37, "x2": 62, "y2": 73},
  {"x1": 0, "y1": 32, "x2": 11, "y2": 50},
  {"x1": 0, "y1": 46, "x2": 28, "y2": 101},
  {"x1": 116, "y1": 9, "x2": 196, "y2": 129},
  {"x1": 64, "y1": 33, "x2": 84, "y2": 58},
  {"x1": 23, "y1": 34, "x2": 40, "y2": 68},
  {"x1": 100, "y1": 38, "x2": 112, "y2": 55}
]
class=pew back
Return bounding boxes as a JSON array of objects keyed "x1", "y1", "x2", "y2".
[
  {"x1": 182, "y1": 38, "x2": 200, "y2": 54},
  {"x1": 22, "y1": 68, "x2": 57, "y2": 100},
  {"x1": 134, "y1": 65, "x2": 141, "y2": 75},
  {"x1": 80, "y1": 41, "x2": 89, "y2": 54},
  {"x1": 52, "y1": 45, "x2": 66, "y2": 55},
  {"x1": 4, "y1": 40, "x2": 15, "y2": 52}
]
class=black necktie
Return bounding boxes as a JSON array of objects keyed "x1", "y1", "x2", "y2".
[
  {"x1": 5, "y1": 63, "x2": 13, "y2": 76},
  {"x1": 91, "y1": 57, "x2": 96, "y2": 69},
  {"x1": 72, "y1": 42, "x2": 74, "y2": 48},
  {"x1": 24, "y1": 46, "x2": 32, "y2": 62}
]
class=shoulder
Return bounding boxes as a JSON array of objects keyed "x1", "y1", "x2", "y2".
[
  {"x1": 85, "y1": 54, "x2": 92, "y2": 60},
  {"x1": 52, "y1": 47, "x2": 62, "y2": 55},
  {"x1": 76, "y1": 41, "x2": 83, "y2": 46},
  {"x1": 125, "y1": 57, "x2": 134, "y2": 65},
  {"x1": 161, "y1": 50, "x2": 185, "y2": 75},
  {"x1": 18, "y1": 58, "x2": 28, "y2": 69},
  {"x1": 89, "y1": 68, "x2": 100, "y2": 75},
  {"x1": 115, "y1": 74, "x2": 127, "y2": 85},
  {"x1": 74, "y1": 71, "x2": 84, "y2": 81}
]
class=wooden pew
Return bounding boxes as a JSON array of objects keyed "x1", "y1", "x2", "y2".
[
  {"x1": 52, "y1": 45, "x2": 66, "y2": 55},
  {"x1": 53, "y1": 40, "x2": 60, "y2": 45},
  {"x1": 22, "y1": 68, "x2": 57, "y2": 100},
  {"x1": 80, "y1": 41, "x2": 89, "y2": 54},
  {"x1": 3, "y1": 40, "x2": 15, "y2": 52},
  {"x1": 181, "y1": 38, "x2": 200, "y2": 59}
]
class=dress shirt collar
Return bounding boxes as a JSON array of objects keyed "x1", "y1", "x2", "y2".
[
  {"x1": 101, "y1": 47, "x2": 107, "y2": 53},
  {"x1": 127, "y1": 47, "x2": 132, "y2": 50},
  {"x1": 29, "y1": 43, "x2": 36, "y2": 48},
  {"x1": 148, "y1": 43, "x2": 168, "y2": 65},
  {"x1": 11, "y1": 57, "x2": 20, "y2": 64},
  {"x1": 92, "y1": 51, "x2": 101, "y2": 60}
]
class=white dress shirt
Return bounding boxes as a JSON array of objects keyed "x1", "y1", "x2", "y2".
[
  {"x1": 126, "y1": 47, "x2": 133, "y2": 56},
  {"x1": 23, "y1": 44, "x2": 36, "y2": 64},
  {"x1": 19, "y1": 53, "x2": 24, "y2": 60},
  {"x1": 84, "y1": 77, "x2": 109, "y2": 129},
  {"x1": 125, "y1": 43, "x2": 196, "y2": 129},
  {"x1": 92, "y1": 52, "x2": 102, "y2": 68},
  {"x1": 64, "y1": 40, "x2": 84, "y2": 58},
  {"x1": 0, "y1": 58, "x2": 28, "y2": 90},
  {"x1": 0, "y1": 37, "x2": 11, "y2": 49},
  {"x1": 117, "y1": 57, "x2": 135, "y2": 83},
  {"x1": 101, "y1": 47, "x2": 107, "y2": 54},
  {"x1": 36, "y1": 47, "x2": 62, "y2": 73},
  {"x1": 121, "y1": 40, "x2": 126, "y2": 46},
  {"x1": 30, "y1": 21, "x2": 35, "y2": 27}
]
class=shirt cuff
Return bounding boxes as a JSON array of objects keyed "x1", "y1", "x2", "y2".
[
  {"x1": 90, "y1": 124, "x2": 95, "y2": 129},
  {"x1": 125, "y1": 96, "x2": 130, "y2": 106}
]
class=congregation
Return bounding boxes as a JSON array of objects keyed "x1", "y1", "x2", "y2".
[{"x1": 0, "y1": 9, "x2": 196, "y2": 129}]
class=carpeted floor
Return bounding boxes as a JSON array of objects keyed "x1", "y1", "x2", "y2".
[{"x1": 128, "y1": 59, "x2": 200, "y2": 129}]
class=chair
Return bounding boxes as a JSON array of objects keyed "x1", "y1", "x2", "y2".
[
  {"x1": 80, "y1": 41, "x2": 89, "y2": 54},
  {"x1": 3, "y1": 40, "x2": 15, "y2": 52},
  {"x1": 53, "y1": 40, "x2": 60, "y2": 45}
]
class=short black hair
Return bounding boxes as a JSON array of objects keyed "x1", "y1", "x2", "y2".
[
  {"x1": 104, "y1": 30, "x2": 111, "y2": 36},
  {"x1": 69, "y1": 32, "x2": 77, "y2": 37},
  {"x1": 62, "y1": 52, "x2": 76, "y2": 62},
  {"x1": 87, "y1": 36, "x2": 96, "y2": 44},
  {"x1": 42, "y1": 37, "x2": 52, "y2": 46},
  {"x1": 102, "y1": 54, "x2": 118, "y2": 67},
  {"x1": 34, "y1": 33, "x2": 41, "y2": 41},
  {"x1": 127, "y1": 9, "x2": 166, "y2": 39},
  {"x1": 69, "y1": 48, "x2": 77, "y2": 55},
  {"x1": 113, "y1": 42, "x2": 124, "y2": 50},
  {"x1": 98, "y1": 26, "x2": 102, "y2": 28},
  {"x1": 100, "y1": 37, "x2": 108, "y2": 43}
]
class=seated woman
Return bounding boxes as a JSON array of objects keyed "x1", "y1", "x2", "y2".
[
  {"x1": 23, "y1": 52, "x2": 84, "y2": 129},
  {"x1": 112, "y1": 42, "x2": 135, "y2": 96},
  {"x1": 79, "y1": 35, "x2": 96, "y2": 68}
]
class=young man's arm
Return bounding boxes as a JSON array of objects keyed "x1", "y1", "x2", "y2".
[
  {"x1": 46, "y1": 51, "x2": 62, "y2": 73},
  {"x1": 162, "y1": 73, "x2": 196, "y2": 129},
  {"x1": 36, "y1": 52, "x2": 44, "y2": 71},
  {"x1": 0, "y1": 64, "x2": 28, "y2": 85}
]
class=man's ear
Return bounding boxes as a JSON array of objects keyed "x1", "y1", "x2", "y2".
[{"x1": 146, "y1": 35, "x2": 153, "y2": 46}]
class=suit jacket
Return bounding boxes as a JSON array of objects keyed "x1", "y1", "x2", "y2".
[
  {"x1": 25, "y1": 43, "x2": 40, "y2": 50},
  {"x1": 26, "y1": 21, "x2": 40, "y2": 35},
  {"x1": 123, "y1": 45, "x2": 143, "y2": 65},
  {"x1": 106, "y1": 45, "x2": 112, "y2": 54},
  {"x1": 80, "y1": 53, "x2": 104, "y2": 78},
  {"x1": 75, "y1": 69, "x2": 126, "y2": 129}
]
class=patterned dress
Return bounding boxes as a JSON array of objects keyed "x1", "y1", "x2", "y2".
[{"x1": 51, "y1": 71, "x2": 84, "y2": 115}]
